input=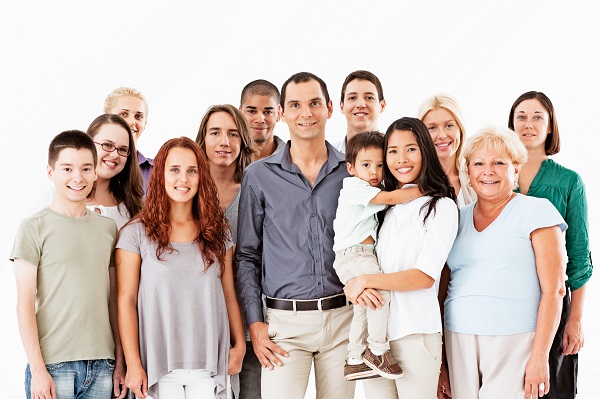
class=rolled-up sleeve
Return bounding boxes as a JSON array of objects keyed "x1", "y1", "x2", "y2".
[
  {"x1": 414, "y1": 198, "x2": 458, "y2": 279},
  {"x1": 565, "y1": 176, "x2": 593, "y2": 290}
]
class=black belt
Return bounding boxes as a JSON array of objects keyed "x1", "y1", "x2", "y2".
[{"x1": 266, "y1": 294, "x2": 349, "y2": 311}]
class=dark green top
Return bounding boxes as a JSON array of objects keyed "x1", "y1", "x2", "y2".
[{"x1": 515, "y1": 159, "x2": 592, "y2": 290}]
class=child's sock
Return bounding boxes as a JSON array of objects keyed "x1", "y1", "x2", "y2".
[
  {"x1": 347, "y1": 356, "x2": 363, "y2": 365},
  {"x1": 370, "y1": 348, "x2": 386, "y2": 356}
]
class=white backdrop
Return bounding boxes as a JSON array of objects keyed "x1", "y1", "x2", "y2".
[{"x1": 1, "y1": 1, "x2": 597, "y2": 398}]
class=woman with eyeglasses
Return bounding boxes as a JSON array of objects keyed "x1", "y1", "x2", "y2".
[{"x1": 85, "y1": 113, "x2": 144, "y2": 229}]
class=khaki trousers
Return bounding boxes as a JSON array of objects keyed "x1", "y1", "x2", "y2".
[
  {"x1": 334, "y1": 248, "x2": 390, "y2": 357},
  {"x1": 445, "y1": 329, "x2": 535, "y2": 399},
  {"x1": 261, "y1": 305, "x2": 355, "y2": 399},
  {"x1": 362, "y1": 333, "x2": 442, "y2": 398}
]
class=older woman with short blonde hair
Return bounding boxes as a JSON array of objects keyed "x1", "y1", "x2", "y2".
[{"x1": 442, "y1": 126, "x2": 567, "y2": 399}]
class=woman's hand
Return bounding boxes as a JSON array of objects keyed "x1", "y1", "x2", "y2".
[
  {"x1": 344, "y1": 276, "x2": 383, "y2": 309},
  {"x1": 524, "y1": 354, "x2": 549, "y2": 398},
  {"x1": 228, "y1": 345, "x2": 245, "y2": 375},
  {"x1": 125, "y1": 363, "x2": 148, "y2": 398},
  {"x1": 562, "y1": 316, "x2": 584, "y2": 355},
  {"x1": 356, "y1": 289, "x2": 383, "y2": 310},
  {"x1": 437, "y1": 362, "x2": 452, "y2": 398},
  {"x1": 344, "y1": 276, "x2": 366, "y2": 304}
]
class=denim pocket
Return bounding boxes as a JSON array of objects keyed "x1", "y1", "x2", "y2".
[
  {"x1": 105, "y1": 359, "x2": 116, "y2": 372},
  {"x1": 46, "y1": 361, "x2": 67, "y2": 371}
]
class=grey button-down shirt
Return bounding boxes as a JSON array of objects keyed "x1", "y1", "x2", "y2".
[{"x1": 235, "y1": 141, "x2": 350, "y2": 326}]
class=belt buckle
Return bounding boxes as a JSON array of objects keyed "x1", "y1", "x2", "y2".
[{"x1": 317, "y1": 297, "x2": 324, "y2": 311}]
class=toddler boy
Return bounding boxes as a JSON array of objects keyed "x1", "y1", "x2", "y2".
[{"x1": 333, "y1": 131, "x2": 421, "y2": 381}]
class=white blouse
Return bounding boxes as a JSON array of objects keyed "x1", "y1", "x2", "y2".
[
  {"x1": 86, "y1": 202, "x2": 130, "y2": 230},
  {"x1": 376, "y1": 188, "x2": 458, "y2": 341}
]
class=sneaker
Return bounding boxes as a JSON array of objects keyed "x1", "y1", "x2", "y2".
[
  {"x1": 343, "y1": 361, "x2": 380, "y2": 381},
  {"x1": 362, "y1": 348, "x2": 404, "y2": 379}
]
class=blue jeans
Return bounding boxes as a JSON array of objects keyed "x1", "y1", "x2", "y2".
[{"x1": 25, "y1": 359, "x2": 115, "y2": 399}]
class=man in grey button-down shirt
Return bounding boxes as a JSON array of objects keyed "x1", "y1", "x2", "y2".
[{"x1": 236, "y1": 72, "x2": 355, "y2": 399}]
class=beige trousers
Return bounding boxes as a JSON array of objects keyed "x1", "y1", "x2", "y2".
[
  {"x1": 362, "y1": 333, "x2": 442, "y2": 398},
  {"x1": 261, "y1": 305, "x2": 355, "y2": 399},
  {"x1": 445, "y1": 329, "x2": 535, "y2": 399}
]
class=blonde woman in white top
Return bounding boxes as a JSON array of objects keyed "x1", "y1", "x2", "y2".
[
  {"x1": 344, "y1": 117, "x2": 458, "y2": 398},
  {"x1": 417, "y1": 93, "x2": 476, "y2": 207}
]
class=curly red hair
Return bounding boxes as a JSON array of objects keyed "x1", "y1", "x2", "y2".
[{"x1": 136, "y1": 137, "x2": 229, "y2": 270}]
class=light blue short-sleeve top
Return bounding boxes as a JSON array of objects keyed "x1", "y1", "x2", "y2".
[{"x1": 445, "y1": 194, "x2": 566, "y2": 335}]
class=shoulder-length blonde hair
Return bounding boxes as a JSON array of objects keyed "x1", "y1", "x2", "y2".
[{"x1": 417, "y1": 93, "x2": 467, "y2": 173}]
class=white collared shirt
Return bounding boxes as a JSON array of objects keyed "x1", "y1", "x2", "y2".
[{"x1": 376, "y1": 188, "x2": 458, "y2": 340}]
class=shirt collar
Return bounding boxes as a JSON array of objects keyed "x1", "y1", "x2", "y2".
[
  {"x1": 137, "y1": 151, "x2": 153, "y2": 165},
  {"x1": 266, "y1": 140, "x2": 345, "y2": 171}
]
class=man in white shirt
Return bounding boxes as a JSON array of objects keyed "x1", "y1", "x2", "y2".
[{"x1": 335, "y1": 70, "x2": 387, "y2": 153}]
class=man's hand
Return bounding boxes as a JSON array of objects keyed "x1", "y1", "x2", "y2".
[
  {"x1": 30, "y1": 367, "x2": 56, "y2": 399},
  {"x1": 248, "y1": 322, "x2": 288, "y2": 370},
  {"x1": 112, "y1": 357, "x2": 128, "y2": 399}
]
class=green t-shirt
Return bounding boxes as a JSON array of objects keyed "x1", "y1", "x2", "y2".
[
  {"x1": 515, "y1": 159, "x2": 592, "y2": 290},
  {"x1": 10, "y1": 208, "x2": 118, "y2": 364}
]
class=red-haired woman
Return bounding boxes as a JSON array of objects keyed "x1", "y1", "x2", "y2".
[{"x1": 116, "y1": 137, "x2": 245, "y2": 399}]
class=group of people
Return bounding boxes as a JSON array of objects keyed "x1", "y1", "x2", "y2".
[{"x1": 9, "y1": 70, "x2": 591, "y2": 399}]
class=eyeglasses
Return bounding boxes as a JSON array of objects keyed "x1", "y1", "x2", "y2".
[{"x1": 94, "y1": 142, "x2": 130, "y2": 157}]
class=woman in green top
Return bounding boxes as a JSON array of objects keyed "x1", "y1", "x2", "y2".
[{"x1": 508, "y1": 91, "x2": 592, "y2": 399}]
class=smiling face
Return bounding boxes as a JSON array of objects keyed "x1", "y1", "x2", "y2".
[
  {"x1": 512, "y1": 98, "x2": 550, "y2": 152},
  {"x1": 341, "y1": 79, "x2": 386, "y2": 136},
  {"x1": 92, "y1": 123, "x2": 130, "y2": 182},
  {"x1": 203, "y1": 111, "x2": 242, "y2": 169},
  {"x1": 164, "y1": 147, "x2": 200, "y2": 205},
  {"x1": 422, "y1": 107, "x2": 461, "y2": 163},
  {"x1": 347, "y1": 146, "x2": 384, "y2": 187},
  {"x1": 467, "y1": 146, "x2": 518, "y2": 202},
  {"x1": 108, "y1": 96, "x2": 147, "y2": 141},
  {"x1": 241, "y1": 94, "x2": 280, "y2": 144},
  {"x1": 386, "y1": 129, "x2": 422, "y2": 186},
  {"x1": 281, "y1": 79, "x2": 333, "y2": 141},
  {"x1": 48, "y1": 148, "x2": 97, "y2": 204}
]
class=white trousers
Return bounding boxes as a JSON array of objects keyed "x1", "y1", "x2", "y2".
[
  {"x1": 445, "y1": 329, "x2": 535, "y2": 399},
  {"x1": 362, "y1": 333, "x2": 442, "y2": 398},
  {"x1": 157, "y1": 369, "x2": 216, "y2": 399}
]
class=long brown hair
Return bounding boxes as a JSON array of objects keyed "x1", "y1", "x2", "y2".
[
  {"x1": 195, "y1": 104, "x2": 256, "y2": 183},
  {"x1": 86, "y1": 114, "x2": 144, "y2": 219},
  {"x1": 136, "y1": 137, "x2": 229, "y2": 269}
]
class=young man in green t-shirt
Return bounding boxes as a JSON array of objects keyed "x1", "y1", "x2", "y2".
[{"x1": 10, "y1": 130, "x2": 126, "y2": 399}]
